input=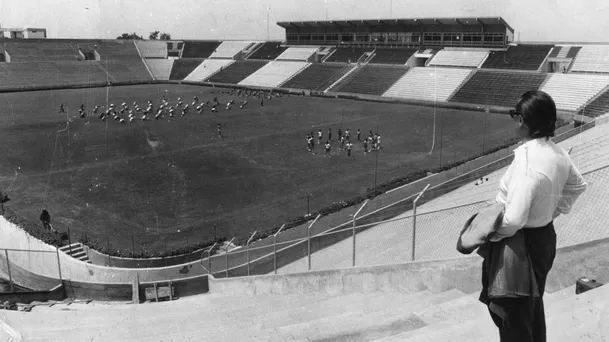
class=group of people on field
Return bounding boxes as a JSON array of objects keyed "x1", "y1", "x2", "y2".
[{"x1": 306, "y1": 128, "x2": 382, "y2": 157}]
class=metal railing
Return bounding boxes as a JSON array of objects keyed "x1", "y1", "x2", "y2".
[
  {"x1": 0, "y1": 248, "x2": 62, "y2": 292},
  {"x1": 197, "y1": 163, "x2": 606, "y2": 278}
]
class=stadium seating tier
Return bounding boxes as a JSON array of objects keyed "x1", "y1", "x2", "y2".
[
  {"x1": 369, "y1": 48, "x2": 417, "y2": 65},
  {"x1": 325, "y1": 47, "x2": 374, "y2": 63},
  {"x1": 577, "y1": 87, "x2": 609, "y2": 118},
  {"x1": 383, "y1": 67, "x2": 472, "y2": 102},
  {"x1": 332, "y1": 65, "x2": 409, "y2": 95},
  {"x1": 570, "y1": 45, "x2": 609, "y2": 73},
  {"x1": 247, "y1": 42, "x2": 287, "y2": 60},
  {"x1": 281, "y1": 64, "x2": 352, "y2": 91},
  {"x1": 135, "y1": 41, "x2": 167, "y2": 58},
  {"x1": 206, "y1": 60, "x2": 268, "y2": 84},
  {"x1": 238, "y1": 61, "x2": 310, "y2": 88},
  {"x1": 449, "y1": 70, "x2": 548, "y2": 107},
  {"x1": 169, "y1": 59, "x2": 204, "y2": 80},
  {"x1": 181, "y1": 41, "x2": 221, "y2": 58},
  {"x1": 428, "y1": 50, "x2": 489, "y2": 68},
  {"x1": 144, "y1": 59, "x2": 174, "y2": 80},
  {"x1": 481, "y1": 44, "x2": 553, "y2": 71},
  {"x1": 275, "y1": 47, "x2": 318, "y2": 61},
  {"x1": 184, "y1": 59, "x2": 235, "y2": 81},
  {"x1": 208, "y1": 41, "x2": 253, "y2": 59},
  {"x1": 540, "y1": 73, "x2": 609, "y2": 111}
]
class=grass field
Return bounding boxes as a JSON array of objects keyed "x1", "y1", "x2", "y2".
[{"x1": 0, "y1": 84, "x2": 515, "y2": 253}]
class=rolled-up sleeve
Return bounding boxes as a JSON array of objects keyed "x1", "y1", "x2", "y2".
[
  {"x1": 490, "y1": 173, "x2": 542, "y2": 241},
  {"x1": 555, "y1": 158, "x2": 587, "y2": 216}
]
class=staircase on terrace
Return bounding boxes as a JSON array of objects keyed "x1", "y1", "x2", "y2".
[
  {"x1": 3, "y1": 265, "x2": 607, "y2": 341},
  {"x1": 280, "y1": 63, "x2": 352, "y2": 91},
  {"x1": 206, "y1": 60, "x2": 268, "y2": 84},
  {"x1": 383, "y1": 67, "x2": 472, "y2": 102},
  {"x1": 59, "y1": 243, "x2": 90, "y2": 263},
  {"x1": 448, "y1": 70, "x2": 548, "y2": 107}
]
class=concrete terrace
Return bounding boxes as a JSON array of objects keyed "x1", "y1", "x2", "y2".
[
  {"x1": 276, "y1": 120, "x2": 609, "y2": 274},
  {"x1": 1, "y1": 237, "x2": 608, "y2": 341}
]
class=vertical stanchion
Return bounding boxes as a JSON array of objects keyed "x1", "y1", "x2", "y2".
[
  {"x1": 412, "y1": 184, "x2": 430, "y2": 261},
  {"x1": 107, "y1": 237, "x2": 111, "y2": 267},
  {"x1": 273, "y1": 224, "x2": 285, "y2": 275},
  {"x1": 246, "y1": 231, "x2": 257, "y2": 276},
  {"x1": 5, "y1": 249, "x2": 14, "y2": 292},
  {"x1": 352, "y1": 200, "x2": 369, "y2": 267},
  {"x1": 67, "y1": 226, "x2": 72, "y2": 255},
  {"x1": 55, "y1": 247, "x2": 63, "y2": 281},
  {"x1": 308, "y1": 214, "x2": 321, "y2": 271},
  {"x1": 224, "y1": 237, "x2": 234, "y2": 278}
]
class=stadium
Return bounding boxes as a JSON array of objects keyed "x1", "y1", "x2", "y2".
[{"x1": 0, "y1": 1, "x2": 608, "y2": 340}]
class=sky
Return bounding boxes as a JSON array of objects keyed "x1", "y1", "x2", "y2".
[{"x1": 0, "y1": 0, "x2": 608, "y2": 42}]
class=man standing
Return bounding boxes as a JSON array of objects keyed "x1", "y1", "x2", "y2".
[
  {"x1": 318, "y1": 129, "x2": 323, "y2": 145},
  {"x1": 357, "y1": 129, "x2": 361, "y2": 142},
  {"x1": 40, "y1": 209, "x2": 52, "y2": 231},
  {"x1": 346, "y1": 141, "x2": 353, "y2": 157},
  {"x1": 324, "y1": 141, "x2": 331, "y2": 157}
]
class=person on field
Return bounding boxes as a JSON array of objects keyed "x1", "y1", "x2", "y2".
[
  {"x1": 346, "y1": 141, "x2": 353, "y2": 157},
  {"x1": 357, "y1": 129, "x2": 361, "y2": 142},
  {"x1": 328, "y1": 128, "x2": 332, "y2": 142},
  {"x1": 480, "y1": 91, "x2": 587, "y2": 342},
  {"x1": 324, "y1": 141, "x2": 331, "y2": 156},
  {"x1": 40, "y1": 209, "x2": 52, "y2": 231}
]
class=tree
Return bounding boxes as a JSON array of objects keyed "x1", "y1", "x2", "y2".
[
  {"x1": 117, "y1": 32, "x2": 143, "y2": 40},
  {"x1": 160, "y1": 32, "x2": 171, "y2": 40},
  {"x1": 149, "y1": 31, "x2": 160, "y2": 40}
]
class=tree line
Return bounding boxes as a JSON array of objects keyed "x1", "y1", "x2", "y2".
[{"x1": 117, "y1": 31, "x2": 171, "y2": 40}]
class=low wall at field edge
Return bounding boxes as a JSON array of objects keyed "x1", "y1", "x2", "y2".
[
  {"x1": 0, "y1": 216, "x2": 209, "y2": 284},
  {"x1": 208, "y1": 236, "x2": 609, "y2": 297},
  {"x1": 86, "y1": 245, "x2": 209, "y2": 268}
]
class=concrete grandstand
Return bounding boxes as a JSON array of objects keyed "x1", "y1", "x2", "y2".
[{"x1": 1, "y1": 14, "x2": 609, "y2": 341}]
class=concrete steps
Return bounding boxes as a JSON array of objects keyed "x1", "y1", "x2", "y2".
[
  {"x1": 373, "y1": 284, "x2": 607, "y2": 342},
  {"x1": 58, "y1": 243, "x2": 90, "y2": 263}
]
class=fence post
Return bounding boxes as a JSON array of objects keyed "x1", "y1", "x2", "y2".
[
  {"x1": 107, "y1": 237, "x2": 111, "y2": 267},
  {"x1": 4, "y1": 249, "x2": 13, "y2": 292},
  {"x1": 352, "y1": 200, "x2": 369, "y2": 267},
  {"x1": 131, "y1": 235, "x2": 135, "y2": 258},
  {"x1": 225, "y1": 237, "x2": 235, "y2": 278},
  {"x1": 274, "y1": 224, "x2": 286, "y2": 275},
  {"x1": 308, "y1": 214, "x2": 321, "y2": 271},
  {"x1": 67, "y1": 226, "x2": 72, "y2": 255},
  {"x1": 200, "y1": 242, "x2": 217, "y2": 275},
  {"x1": 412, "y1": 184, "x2": 430, "y2": 261},
  {"x1": 55, "y1": 247, "x2": 63, "y2": 281},
  {"x1": 246, "y1": 231, "x2": 257, "y2": 276}
]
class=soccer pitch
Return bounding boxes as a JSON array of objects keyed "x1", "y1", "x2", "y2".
[{"x1": 0, "y1": 84, "x2": 515, "y2": 253}]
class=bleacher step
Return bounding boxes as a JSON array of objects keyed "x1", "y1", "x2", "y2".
[{"x1": 270, "y1": 289, "x2": 463, "y2": 341}]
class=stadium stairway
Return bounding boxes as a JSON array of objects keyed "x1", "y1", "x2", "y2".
[
  {"x1": 58, "y1": 243, "x2": 90, "y2": 264},
  {"x1": 1, "y1": 244, "x2": 607, "y2": 341}
]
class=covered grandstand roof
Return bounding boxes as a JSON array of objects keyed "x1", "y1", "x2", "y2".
[{"x1": 277, "y1": 17, "x2": 514, "y2": 33}]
